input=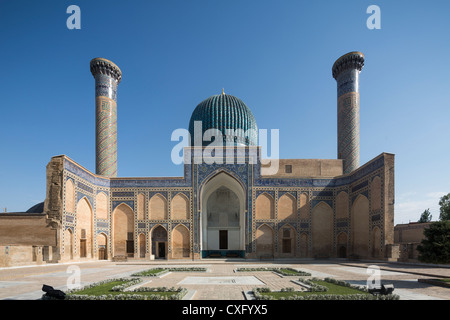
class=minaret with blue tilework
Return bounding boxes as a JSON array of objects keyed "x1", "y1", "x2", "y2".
[
  {"x1": 90, "y1": 58, "x2": 122, "y2": 177},
  {"x1": 332, "y1": 52, "x2": 364, "y2": 174}
]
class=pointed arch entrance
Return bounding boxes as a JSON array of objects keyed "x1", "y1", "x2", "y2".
[
  {"x1": 112, "y1": 203, "x2": 134, "y2": 258},
  {"x1": 200, "y1": 171, "x2": 246, "y2": 258},
  {"x1": 76, "y1": 197, "x2": 93, "y2": 259},
  {"x1": 151, "y1": 225, "x2": 167, "y2": 259},
  {"x1": 255, "y1": 224, "x2": 274, "y2": 258},
  {"x1": 97, "y1": 233, "x2": 108, "y2": 260}
]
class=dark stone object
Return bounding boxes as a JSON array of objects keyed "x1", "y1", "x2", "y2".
[
  {"x1": 42, "y1": 284, "x2": 66, "y2": 300},
  {"x1": 368, "y1": 283, "x2": 395, "y2": 295}
]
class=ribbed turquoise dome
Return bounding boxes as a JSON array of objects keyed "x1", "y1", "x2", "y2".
[{"x1": 189, "y1": 93, "x2": 258, "y2": 146}]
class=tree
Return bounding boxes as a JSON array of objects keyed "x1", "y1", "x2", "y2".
[
  {"x1": 418, "y1": 208, "x2": 432, "y2": 223},
  {"x1": 439, "y1": 193, "x2": 450, "y2": 221},
  {"x1": 416, "y1": 221, "x2": 450, "y2": 264}
]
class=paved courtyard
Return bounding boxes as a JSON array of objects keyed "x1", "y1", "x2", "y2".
[{"x1": 0, "y1": 259, "x2": 449, "y2": 300}]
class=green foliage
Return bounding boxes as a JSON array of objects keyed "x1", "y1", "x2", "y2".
[
  {"x1": 236, "y1": 267, "x2": 311, "y2": 276},
  {"x1": 253, "y1": 278, "x2": 399, "y2": 300},
  {"x1": 417, "y1": 220, "x2": 450, "y2": 264},
  {"x1": 131, "y1": 267, "x2": 206, "y2": 277},
  {"x1": 418, "y1": 208, "x2": 432, "y2": 223},
  {"x1": 62, "y1": 278, "x2": 187, "y2": 300},
  {"x1": 439, "y1": 193, "x2": 450, "y2": 221}
]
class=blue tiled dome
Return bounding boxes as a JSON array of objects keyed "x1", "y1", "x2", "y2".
[{"x1": 188, "y1": 92, "x2": 258, "y2": 146}]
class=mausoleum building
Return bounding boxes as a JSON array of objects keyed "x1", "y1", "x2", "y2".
[{"x1": 0, "y1": 52, "x2": 396, "y2": 266}]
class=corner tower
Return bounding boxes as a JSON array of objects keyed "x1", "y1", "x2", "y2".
[
  {"x1": 332, "y1": 51, "x2": 364, "y2": 174},
  {"x1": 90, "y1": 58, "x2": 122, "y2": 177}
]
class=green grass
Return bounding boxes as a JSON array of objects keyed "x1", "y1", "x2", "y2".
[
  {"x1": 69, "y1": 279, "x2": 178, "y2": 298},
  {"x1": 133, "y1": 268, "x2": 167, "y2": 276},
  {"x1": 257, "y1": 280, "x2": 368, "y2": 299},
  {"x1": 72, "y1": 280, "x2": 127, "y2": 296},
  {"x1": 132, "y1": 267, "x2": 207, "y2": 277},
  {"x1": 236, "y1": 267, "x2": 310, "y2": 276},
  {"x1": 434, "y1": 278, "x2": 450, "y2": 283},
  {"x1": 277, "y1": 268, "x2": 306, "y2": 276}
]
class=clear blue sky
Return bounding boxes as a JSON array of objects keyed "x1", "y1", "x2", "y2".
[{"x1": 1, "y1": 0, "x2": 449, "y2": 224}]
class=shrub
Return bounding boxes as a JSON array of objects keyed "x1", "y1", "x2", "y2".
[{"x1": 63, "y1": 278, "x2": 187, "y2": 300}]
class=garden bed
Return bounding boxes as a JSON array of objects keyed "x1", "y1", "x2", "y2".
[
  {"x1": 236, "y1": 267, "x2": 311, "y2": 276},
  {"x1": 131, "y1": 267, "x2": 207, "y2": 277},
  {"x1": 418, "y1": 278, "x2": 450, "y2": 288},
  {"x1": 253, "y1": 278, "x2": 400, "y2": 300},
  {"x1": 57, "y1": 278, "x2": 187, "y2": 300}
]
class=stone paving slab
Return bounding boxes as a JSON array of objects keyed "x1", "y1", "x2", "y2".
[
  {"x1": 178, "y1": 276, "x2": 265, "y2": 285},
  {"x1": 0, "y1": 260, "x2": 449, "y2": 300}
]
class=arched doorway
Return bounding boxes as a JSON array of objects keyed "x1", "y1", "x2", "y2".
[
  {"x1": 200, "y1": 171, "x2": 246, "y2": 258},
  {"x1": 138, "y1": 233, "x2": 146, "y2": 258},
  {"x1": 372, "y1": 226, "x2": 381, "y2": 258},
  {"x1": 255, "y1": 224, "x2": 274, "y2": 258},
  {"x1": 255, "y1": 193, "x2": 274, "y2": 219},
  {"x1": 299, "y1": 233, "x2": 309, "y2": 258},
  {"x1": 279, "y1": 225, "x2": 296, "y2": 258},
  {"x1": 172, "y1": 224, "x2": 190, "y2": 258},
  {"x1": 151, "y1": 225, "x2": 167, "y2": 259},
  {"x1": 64, "y1": 228, "x2": 73, "y2": 260},
  {"x1": 351, "y1": 195, "x2": 369, "y2": 258},
  {"x1": 97, "y1": 233, "x2": 108, "y2": 260},
  {"x1": 337, "y1": 232, "x2": 348, "y2": 258},
  {"x1": 311, "y1": 202, "x2": 333, "y2": 258},
  {"x1": 76, "y1": 197, "x2": 93, "y2": 259},
  {"x1": 112, "y1": 203, "x2": 134, "y2": 258}
]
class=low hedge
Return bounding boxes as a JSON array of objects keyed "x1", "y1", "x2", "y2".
[
  {"x1": 253, "y1": 277, "x2": 400, "y2": 300},
  {"x1": 236, "y1": 267, "x2": 311, "y2": 276},
  {"x1": 131, "y1": 267, "x2": 207, "y2": 277},
  {"x1": 57, "y1": 278, "x2": 187, "y2": 300}
]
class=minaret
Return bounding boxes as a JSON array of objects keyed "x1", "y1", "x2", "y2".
[
  {"x1": 332, "y1": 52, "x2": 364, "y2": 174},
  {"x1": 90, "y1": 58, "x2": 122, "y2": 177}
]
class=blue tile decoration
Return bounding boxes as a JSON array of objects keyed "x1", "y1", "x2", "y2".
[
  {"x1": 76, "y1": 192, "x2": 93, "y2": 207},
  {"x1": 255, "y1": 190, "x2": 275, "y2": 199},
  {"x1": 78, "y1": 182, "x2": 94, "y2": 194},
  {"x1": 371, "y1": 214, "x2": 381, "y2": 221},
  {"x1": 96, "y1": 221, "x2": 108, "y2": 228},
  {"x1": 96, "y1": 229, "x2": 109, "y2": 236},
  {"x1": 91, "y1": 58, "x2": 121, "y2": 178},
  {"x1": 148, "y1": 191, "x2": 168, "y2": 200},
  {"x1": 351, "y1": 190, "x2": 369, "y2": 204},
  {"x1": 56, "y1": 54, "x2": 395, "y2": 260},
  {"x1": 137, "y1": 222, "x2": 146, "y2": 229},
  {"x1": 112, "y1": 191, "x2": 134, "y2": 197},
  {"x1": 352, "y1": 180, "x2": 368, "y2": 193},
  {"x1": 311, "y1": 199, "x2": 333, "y2": 209},
  {"x1": 62, "y1": 150, "x2": 388, "y2": 259},
  {"x1": 278, "y1": 190, "x2": 296, "y2": 199},
  {"x1": 336, "y1": 221, "x2": 348, "y2": 228},
  {"x1": 112, "y1": 200, "x2": 134, "y2": 211},
  {"x1": 332, "y1": 52, "x2": 364, "y2": 174},
  {"x1": 312, "y1": 190, "x2": 333, "y2": 197},
  {"x1": 188, "y1": 93, "x2": 258, "y2": 147}
]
